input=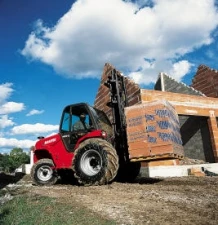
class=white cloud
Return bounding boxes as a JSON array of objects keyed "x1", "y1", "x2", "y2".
[
  {"x1": 0, "y1": 115, "x2": 15, "y2": 129},
  {"x1": 0, "y1": 102, "x2": 25, "y2": 115},
  {"x1": 11, "y1": 123, "x2": 59, "y2": 135},
  {"x1": 0, "y1": 83, "x2": 25, "y2": 114},
  {"x1": 129, "y1": 59, "x2": 194, "y2": 83},
  {"x1": 26, "y1": 109, "x2": 44, "y2": 116},
  {"x1": 21, "y1": 0, "x2": 218, "y2": 84},
  {"x1": 0, "y1": 137, "x2": 35, "y2": 149},
  {"x1": 169, "y1": 60, "x2": 194, "y2": 81},
  {"x1": 0, "y1": 83, "x2": 13, "y2": 103}
]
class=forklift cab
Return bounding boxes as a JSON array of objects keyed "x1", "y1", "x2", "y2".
[{"x1": 59, "y1": 103, "x2": 112, "y2": 151}]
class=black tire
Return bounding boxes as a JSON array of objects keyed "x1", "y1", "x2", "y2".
[
  {"x1": 31, "y1": 158, "x2": 58, "y2": 185},
  {"x1": 58, "y1": 169, "x2": 77, "y2": 185},
  {"x1": 116, "y1": 162, "x2": 141, "y2": 183},
  {"x1": 72, "y1": 138, "x2": 119, "y2": 186}
]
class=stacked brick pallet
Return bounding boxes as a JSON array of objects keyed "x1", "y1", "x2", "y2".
[{"x1": 125, "y1": 100, "x2": 184, "y2": 161}]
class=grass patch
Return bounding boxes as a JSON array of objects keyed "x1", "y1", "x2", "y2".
[{"x1": 0, "y1": 194, "x2": 117, "y2": 225}]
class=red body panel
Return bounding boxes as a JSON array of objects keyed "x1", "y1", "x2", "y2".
[{"x1": 33, "y1": 130, "x2": 104, "y2": 169}]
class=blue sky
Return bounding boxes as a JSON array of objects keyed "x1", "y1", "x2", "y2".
[{"x1": 1, "y1": 0, "x2": 218, "y2": 153}]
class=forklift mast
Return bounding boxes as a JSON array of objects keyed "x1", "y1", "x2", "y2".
[{"x1": 104, "y1": 69, "x2": 129, "y2": 163}]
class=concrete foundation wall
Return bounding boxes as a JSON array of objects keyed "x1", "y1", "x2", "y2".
[{"x1": 141, "y1": 163, "x2": 218, "y2": 178}]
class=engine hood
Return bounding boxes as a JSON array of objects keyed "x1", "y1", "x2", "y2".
[{"x1": 35, "y1": 133, "x2": 60, "y2": 149}]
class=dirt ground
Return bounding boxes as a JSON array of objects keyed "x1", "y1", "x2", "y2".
[{"x1": 3, "y1": 173, "x2": 217, "y2": 225}]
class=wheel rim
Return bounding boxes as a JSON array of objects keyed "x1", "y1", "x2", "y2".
[
  {"x1": 37, "y1": 165, "x2": 53, "y2": 181},
  {"x1": 80, "y1": 149, "x2": 102, "y2": 176}
]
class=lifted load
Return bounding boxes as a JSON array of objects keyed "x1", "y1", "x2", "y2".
[{"x1": 125, "y1": 100, "x2": 184, "y2": 162}]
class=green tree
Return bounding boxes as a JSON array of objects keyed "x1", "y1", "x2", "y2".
[
  {"x1": 0, "y1": 153, "x2": 12, "y2": 172},
  {"x1": 0, "y1": 148, "x2": 30, "y2": 173},
  {"x1": 9, "y1": 148, "x2": 30, "y2": 171}
]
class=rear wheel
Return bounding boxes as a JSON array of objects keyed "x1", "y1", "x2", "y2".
[
  {"x1": 72, "y1": 138, "x2": 119, "y2": 185},
  {"x1": 31, "y1": 159, "x2": 57, "y2": 185}
]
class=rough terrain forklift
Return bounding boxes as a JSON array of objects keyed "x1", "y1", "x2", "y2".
[{"x1": 31, "y1": 69, "x2": 140, "y2": 185}]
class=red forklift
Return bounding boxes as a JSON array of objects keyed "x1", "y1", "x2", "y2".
[{"x1": 31, "y1": 70, "x2": 140, "y2": 186}]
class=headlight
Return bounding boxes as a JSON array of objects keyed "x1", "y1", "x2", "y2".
[{"x1": 101, "y1": 130, "x2": 107, "y2": 138}]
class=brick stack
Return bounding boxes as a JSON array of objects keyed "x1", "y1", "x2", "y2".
[
  {"x1": 94, "y1": 63, "x2": 141, "y2": 122},
  {"x1": 192, "y1": 65, "x2": 218, "y2": 97},
  {"x1": 125, "y1": 100, "x2": 184, "y2": 161}
]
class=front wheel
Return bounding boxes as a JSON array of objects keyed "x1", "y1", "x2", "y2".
[
  {"x1": 72, "y1": 138, "x2": 119, "y2": 186},
  {"x1": 31, "y1": 159, "x2": 58, "y2": 185}
]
